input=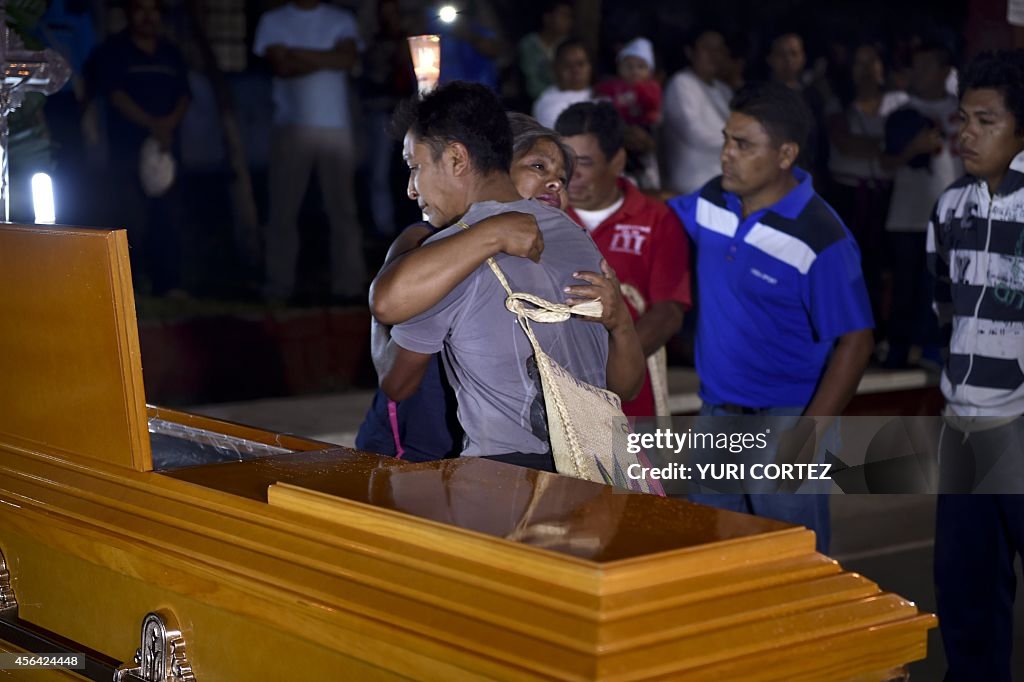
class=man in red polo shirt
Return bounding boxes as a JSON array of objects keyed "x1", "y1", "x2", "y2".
[{"x1": 556, "y1": 101, "x2": 691, "y2": 416}]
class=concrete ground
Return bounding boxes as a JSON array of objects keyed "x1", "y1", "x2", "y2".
[{"x1": 189, "y1": 368, "x2": 1024, "y2": 680}]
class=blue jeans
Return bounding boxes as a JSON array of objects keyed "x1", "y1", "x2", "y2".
[{"x1": 687, "y1": 403, "x2": 834, "y2": 553}]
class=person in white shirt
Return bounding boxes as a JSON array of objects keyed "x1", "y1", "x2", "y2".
[
  {"x1": 881, "y1": 44, "x2": 962, "y2": 234},
  {"x1": 879, "y1": 41, "x2": 962, "y2": 368},
  {"x1": 254, "y1": 0, "x2": 366, "y2": 303},
  {"x1": 532, "y1": 38, "x2": 593, "y2": 129},
  {"x1": 661, "y1": 29, "x2": 731, "y2": 194}
]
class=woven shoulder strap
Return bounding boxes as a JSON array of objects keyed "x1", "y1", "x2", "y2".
[{"x1": 455, "y1": 220, "x2": 603, "y2": 354}]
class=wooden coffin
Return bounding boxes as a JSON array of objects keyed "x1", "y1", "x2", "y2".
[{"x1": 0, "y1": 224, "x2": 935, "y2": 680}]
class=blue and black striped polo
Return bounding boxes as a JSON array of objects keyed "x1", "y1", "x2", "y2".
[{"x1": 668, "y1": 168, "x2": 874, "y2": 408}]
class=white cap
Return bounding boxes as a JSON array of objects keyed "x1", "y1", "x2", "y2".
[
  {"x1": 617, "y1": 37, "x2": 654, "y2": 70},
  {"x1": 138, "y1": 137, "x2": 176, "y2": 198}
]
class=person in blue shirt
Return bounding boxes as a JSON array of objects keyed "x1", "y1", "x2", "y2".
[
  {"x1": 668, "y1": 81, "x2": 874, "y2": 553},
  {"x1": 426, "y1": 0, "x2": 505, "y2": 90}
]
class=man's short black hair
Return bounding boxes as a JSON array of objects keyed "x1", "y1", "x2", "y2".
[
  {"x1": 540, "y1": 0, "x2": 572, "y2": 17},
  {"x1": 553, "y1": 100, "x2": 624, "y2": 160},
  {"x1": 391, "y1": 81, "x2": 512, "y2": 175},
  {"x1": 769, "y1": 30, "x2": 803, "y2": 50},
  {"x1": 958, "y1": 50, "x2": 1024, "y2": 135},
  {"x1": 554, "y1": 37, "x2": 589, "y2": 64},
  {"x1": 912, "y1": 40, "x2": 954, "y2": 69},
  {"x1": 729, "y1": 81, "x2": 813, "y2": 152},
  {"x1": 685, "y1": 26, "x2": 724, "y2": 49}
]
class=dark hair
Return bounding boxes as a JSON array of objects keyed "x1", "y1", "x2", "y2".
[
  {"x1": 554, "y1": 37, "x2": 589, "y2": 64},
  {"x1": 684, "y1": 27, "x2": 724, "y2": 49},
  {"x1": 912, "y1": 40, "x2": 954, "y2": 69},
  {"x1": 553, "y1": 100, "x2": 624, "y2": 160},
  {"x1": 508, "y1": 112, "x2": 576, "y2": 180},
  {"x1": 959, "y1": 50, "x2": 1024, "y2": 135},
  {"x1": 835, "y1": 40, "x2": 886, "y2": 108},
  {"x1": 390, "y1": 81, "x2": 512, "y2": 174},
  {"x1": 540, "y1": 0, "x2": 572, "y2": 17},
  {"x1": 729, "y1": 81, "x2": 813, "y2": 151},
  {"x1": 769, "y1": 31, "x2": 804, "y2": 52}
]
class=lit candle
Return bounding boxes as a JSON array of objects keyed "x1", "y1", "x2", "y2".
[{"x1": 407, "y1": 35, "x2": 441, "y2": 96}]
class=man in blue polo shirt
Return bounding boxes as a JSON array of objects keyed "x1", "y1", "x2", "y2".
[{"x1": 668, "y1": 82, "x2": 874, "y2": 552}]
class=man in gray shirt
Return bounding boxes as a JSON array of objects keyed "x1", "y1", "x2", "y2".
[{"x1": 377, "y1": 81, "x2": 641, "y2": 469}]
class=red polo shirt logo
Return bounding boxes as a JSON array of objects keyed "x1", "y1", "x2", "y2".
[{"x1": 609, "y1": 224, "x2": 651, "y2": 255}]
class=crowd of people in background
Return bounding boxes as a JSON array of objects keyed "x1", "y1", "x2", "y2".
[{"x1": 30, "y1": 0, "x2": 1003, "y2": 374}]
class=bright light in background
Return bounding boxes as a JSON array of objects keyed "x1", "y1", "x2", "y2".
[
  {"x1": 438, "y1": 5, "x2": 457, "y2": 23},
  {"x1": 31, "y1": 173, "x2": 55, "y2": 224}
]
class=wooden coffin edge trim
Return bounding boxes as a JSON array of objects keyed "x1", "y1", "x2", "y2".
[
  {"x1": 265, "y1": 480, "x2": 819, "y2": 596},
  {"x1": 107, "y1": 230, "x2": 151, "y2": 473},
  {"x1": 618, "y1": 613, "x2": 936, "y2": 682},
  {"x1": 0, "y1": 512, "x2": 936, "y2": 682}
]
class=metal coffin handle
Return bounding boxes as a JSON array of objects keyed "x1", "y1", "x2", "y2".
[{"x1": 114, "y1": 611, "x2": 195, "y2": 682}]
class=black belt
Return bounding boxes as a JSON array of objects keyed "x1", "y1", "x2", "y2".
[{"x1": 716, "y1": 403, "x2": 768, "y2": 415}]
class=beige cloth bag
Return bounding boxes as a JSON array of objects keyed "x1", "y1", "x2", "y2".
[
  {"x1": 460, "y1": 224, "x2": 663, "y2": 495},
  {"x1": 619, "y1": 283, "x2": 671, "y2": 416}
]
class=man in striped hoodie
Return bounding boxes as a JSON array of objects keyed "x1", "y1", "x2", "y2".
[{"x1": 927, "y1": 50, "x2": 1024, "y2": 681}]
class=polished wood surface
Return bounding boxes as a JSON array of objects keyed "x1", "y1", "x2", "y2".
[
  {"x1": 168, "y1": 450, "x2": 799, "y2": 563},
  {"x1": 0, "y1": 437, "x2": 935, "y2": 680},
  {"x1": 0, "y1": 224, "x2": 150, "y2": 471}
]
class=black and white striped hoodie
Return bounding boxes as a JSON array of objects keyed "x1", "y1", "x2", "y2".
[{"x1": 927, "y1": 151, "x2": 1024, "y2": 419}]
